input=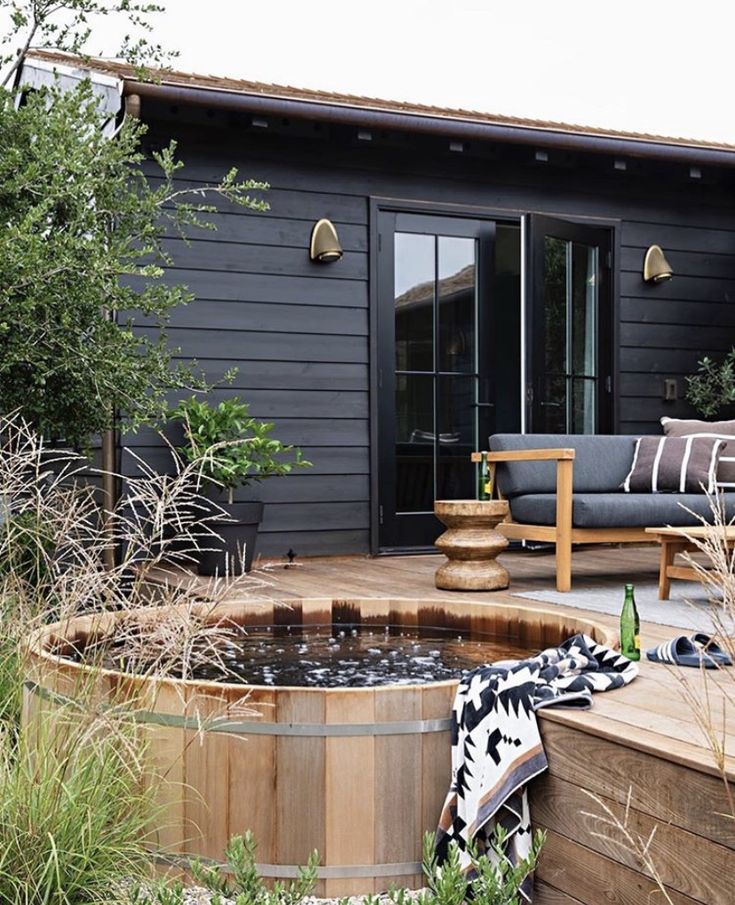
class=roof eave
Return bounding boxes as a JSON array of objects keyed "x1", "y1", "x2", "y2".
[{"x1": 123, "y1": 77, "x2": 735, "y2": 168}]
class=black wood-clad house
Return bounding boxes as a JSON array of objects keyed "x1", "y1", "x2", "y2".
[{"x1": 22, "y1": 51, "x2": 735, "y2": 557}]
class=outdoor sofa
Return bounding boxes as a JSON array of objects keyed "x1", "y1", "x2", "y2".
[{"x1": 487, "y1": 433, "x2": 735, "y2": 592}]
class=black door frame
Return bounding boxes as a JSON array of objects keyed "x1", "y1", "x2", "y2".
[
  {"x1": 369, "y1": 198, "x2": 521, "y2": 554},
  {"x1": 376, "y1": 211, "x2": 499, "y2": 551},
  {"x1": 369, "y1": 198, "x2": 621, "y2": 554}
]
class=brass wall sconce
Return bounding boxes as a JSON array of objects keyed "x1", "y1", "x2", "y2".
[
  {"x1": 309, "y1": 219, "x2": 343, "y2": 263},
  {"x1": 643, "y1": 245, "x2": 673, "y2": 283}
]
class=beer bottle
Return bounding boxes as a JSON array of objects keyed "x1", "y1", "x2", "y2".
[
  {"x1": 620, "y1": 584, "x2": 640, "y2": 661},
  {"x1": 477, "y1": 451, "x2": 492, "y2": 501}
]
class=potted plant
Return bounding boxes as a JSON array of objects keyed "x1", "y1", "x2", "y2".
[
  {"x1": 686, "y1": 348, "x2": 735, "y2": 418},
  {"x1": 169, "y1": 396, "x2": 311, "y2": 574}
]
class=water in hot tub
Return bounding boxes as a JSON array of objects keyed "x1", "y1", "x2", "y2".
[{"x1": 192, "y1": 624, "x2": 530, "y2": 687}]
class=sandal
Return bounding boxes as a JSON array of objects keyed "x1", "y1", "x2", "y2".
[
  {"x1": 646, "y1": 636, "x2": 720, "y2": 668},
  {"x1": 690, "y1": 633, "x2": 733, "y2": 666}
]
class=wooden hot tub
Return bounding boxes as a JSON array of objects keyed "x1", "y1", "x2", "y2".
[{"x1": 24, "y1": 597, "x2": 615, "y2": 896}]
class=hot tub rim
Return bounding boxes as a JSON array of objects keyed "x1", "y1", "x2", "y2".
[{"x1": 25, "y1": 596, "x2": 618, "y2": 696}]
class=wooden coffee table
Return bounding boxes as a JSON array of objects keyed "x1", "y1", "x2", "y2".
[
  {"x1": 433, "y1": 500, "x2": 510, "y2": 591},
  {"x1": 645, "y1": 525, "x2": 735, "y2": 600}
]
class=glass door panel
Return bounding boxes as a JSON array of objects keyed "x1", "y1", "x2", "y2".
[
  {"x1": 437, "y1": 375, "x2": 476, "y2": 501},
  {"x1": 378, "y1": 212, "x2": 517, "y2": 550},
  {"x1": 394, "y1": 233, "x2": 434, "y2": 372},
  {"x1": 527, "y1": 215, "x2": 612, "y2": 435},
  {"x1": 393, "y1": 231, "x2": 480, "y2": 513},
  {"x1": 395, "y1": 373, "x2": 434, "y2": 513},
  {"x1": 438, "y1": 236, "x2": 476, "y2": 373}
]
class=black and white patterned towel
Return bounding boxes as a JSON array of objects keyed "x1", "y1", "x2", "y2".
[{"x1": 435, "y1": 633, "x2": 638, "y2": 902}]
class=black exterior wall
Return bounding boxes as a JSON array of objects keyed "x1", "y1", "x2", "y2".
[{"x1": 121, "y1": 104, "x2": 735, "y2": 559}]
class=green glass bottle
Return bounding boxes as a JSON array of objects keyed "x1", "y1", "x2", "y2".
[
  {"x1": 477, "y1": 451, "x2": 492, "y2": 501},
  {"x1": 620, "y1": 584, "x2": 641, "y2": 661}
]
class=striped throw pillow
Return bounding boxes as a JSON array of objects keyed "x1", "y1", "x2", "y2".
[
  {"x1": 661, "y1": 417, "x2": 735, "y2": 490},
  {"x1": 622, "y1": 436, "x2": 726, "y2": 494}
]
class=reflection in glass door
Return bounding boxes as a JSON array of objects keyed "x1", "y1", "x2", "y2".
[
  {"x1": 377, "y1": 212, "x2": 522, "y2": 550},
  {"x1": 394, "y1": 232, "x2": 479, "y2": 512},
  {"x1": 527, "y1": 215, "x2": 613, "y2": 435}
]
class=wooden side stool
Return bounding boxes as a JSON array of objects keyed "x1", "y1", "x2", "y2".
[{"x1": 434, "y1": 500, "x2": 510, "y2": 591}]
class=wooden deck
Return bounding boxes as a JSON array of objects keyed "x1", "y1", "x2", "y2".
[{"x1": 242, "y1": 544, "x2": 734, "y2": 905}]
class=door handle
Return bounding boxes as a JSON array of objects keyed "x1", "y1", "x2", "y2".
[
  {"x1": 472, "y1": 402, "x2": 496, "y2": 408},
  {"x1": 539, "y1": 401, "x2": 562, "y2": 408}
]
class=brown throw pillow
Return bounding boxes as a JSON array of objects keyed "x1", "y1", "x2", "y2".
[
  {"x1": 622, "y1": 436, "x2": 726, "y2": 493},
  {"x1": 661, "y1": 417, "x2": 735, "y2": 488}
]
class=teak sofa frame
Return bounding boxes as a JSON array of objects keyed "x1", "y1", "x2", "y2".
[{"x1": 472, "y1": 449, "x2": 650, "y2": 592}]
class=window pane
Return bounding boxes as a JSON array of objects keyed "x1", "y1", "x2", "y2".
[
  {"x1": 571, "y1": 243, "x2": 597, "y2": 377},
  {"x1": 438, "y1": 237, "x2": 476, "y2": 373},
  {"x1": 572, "y1": 377, "x2": 596, "y2": 434},
  {"x1": 395, "y1": 373, "x2": 434, "y2": 512},
  {"x1": 436, "y1": 376, "x2": 475, "y2": 500},
  {"x1": 538, "y1": 375, "x2": 567, "y2": 434},
  {"x1": 543, "y1": 236, "x2": 568, "y2": 375},
  {"x1": 395, "y1": 233, "x2": 434, "y2": 372}
]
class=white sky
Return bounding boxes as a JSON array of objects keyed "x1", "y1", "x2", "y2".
[{"x1": 7, "y1": 0, "x2": 735, "y2": 144}]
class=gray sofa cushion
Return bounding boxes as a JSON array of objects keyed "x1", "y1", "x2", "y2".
[
  {"x1": 509, "y1": 492, "x2": 735, "y2": 528},
  {"x1": 490, "y1": 434, "x2": 638, "y2": 498}
]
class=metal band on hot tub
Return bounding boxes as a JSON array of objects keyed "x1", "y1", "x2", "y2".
[
  {"x1": 156, "y1": 853, "x2": 423, "y2": 879},
  {"x1": 24, "y1": 681, "x2": 453, "y2": 735}
]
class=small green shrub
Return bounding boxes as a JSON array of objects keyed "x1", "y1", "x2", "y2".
[
  {"x1": 170, "y1": 397, "x2": 311, "y2": 504},
  {"x1": 129, "y1": 880, "x2": 185, "y2": 905},
  {"x1": 192, "y1": 831, "x2": 318, "y2": 905},
  {"x1": 414, "y1": 829, "x2": 545, "y2": 905},
  {"x1": 132, "y1": 827, "x2": 543, "y2": 905},
  {"x1": 132, "y1": 831, "x2": 318, "y2": 905},
  {"x1": 685, "y1": 349, "x2": 735, "y2": 418}
]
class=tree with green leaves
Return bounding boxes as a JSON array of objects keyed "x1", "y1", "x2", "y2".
[
  {"x1": 0, "y1": 1, "x2": 174, "y2": 88},
  {"x1": 0, "y1": 0, "x2": 268, "y2": 448}
]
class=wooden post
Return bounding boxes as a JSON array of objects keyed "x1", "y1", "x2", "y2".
[
  {"x1": 99, "y1": 95, "x2": 141, "y2": 570},
  {"x1": 555, "y1": 458, "x2": 574, "y2": 592},
  {"x1": 658, "y1": 538, "x2": 679, "y2": 601},
  {"x1": 101, "y1": 424, "x2": 118, "y2": 570}
]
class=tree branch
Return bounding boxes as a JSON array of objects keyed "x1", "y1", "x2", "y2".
[{"x1": 1, "y1": 11, "x2": 39, "y2": 89}]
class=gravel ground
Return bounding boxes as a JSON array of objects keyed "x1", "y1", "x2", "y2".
[{"x1": 181, "y1": 889, "x2": 425, "y2": 905}]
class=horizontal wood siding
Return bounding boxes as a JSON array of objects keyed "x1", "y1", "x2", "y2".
[{"x1": 125, "y1": 118, "x2": 735, "y2": 555}]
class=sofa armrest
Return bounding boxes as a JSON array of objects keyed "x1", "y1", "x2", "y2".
[
  {"x1": 470, "y1": 449, "x2": 574, "y2": 529},
  {"x1": 480, "y1": 448, "x2": 575, "y2": 463}
]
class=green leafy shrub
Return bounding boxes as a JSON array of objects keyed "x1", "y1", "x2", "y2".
[
  {"x1": 170, "y1": 397, "x2": 311, "y2": 504},
  {"x1": 132, "y1": 827, "x2": 543, "y2": 905},
  {"x1": 416, "y1": 830, "x2": 545, "y2": 905},
  {"x1": 685, "y1": 349, "x2": 735, "y2": 418},
  {"x1": 0, "y1": 47, "x2": 268, "y2": 448},
  {"x1": 131, "y1": 831, "x2": 318, "y2": 905}
]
